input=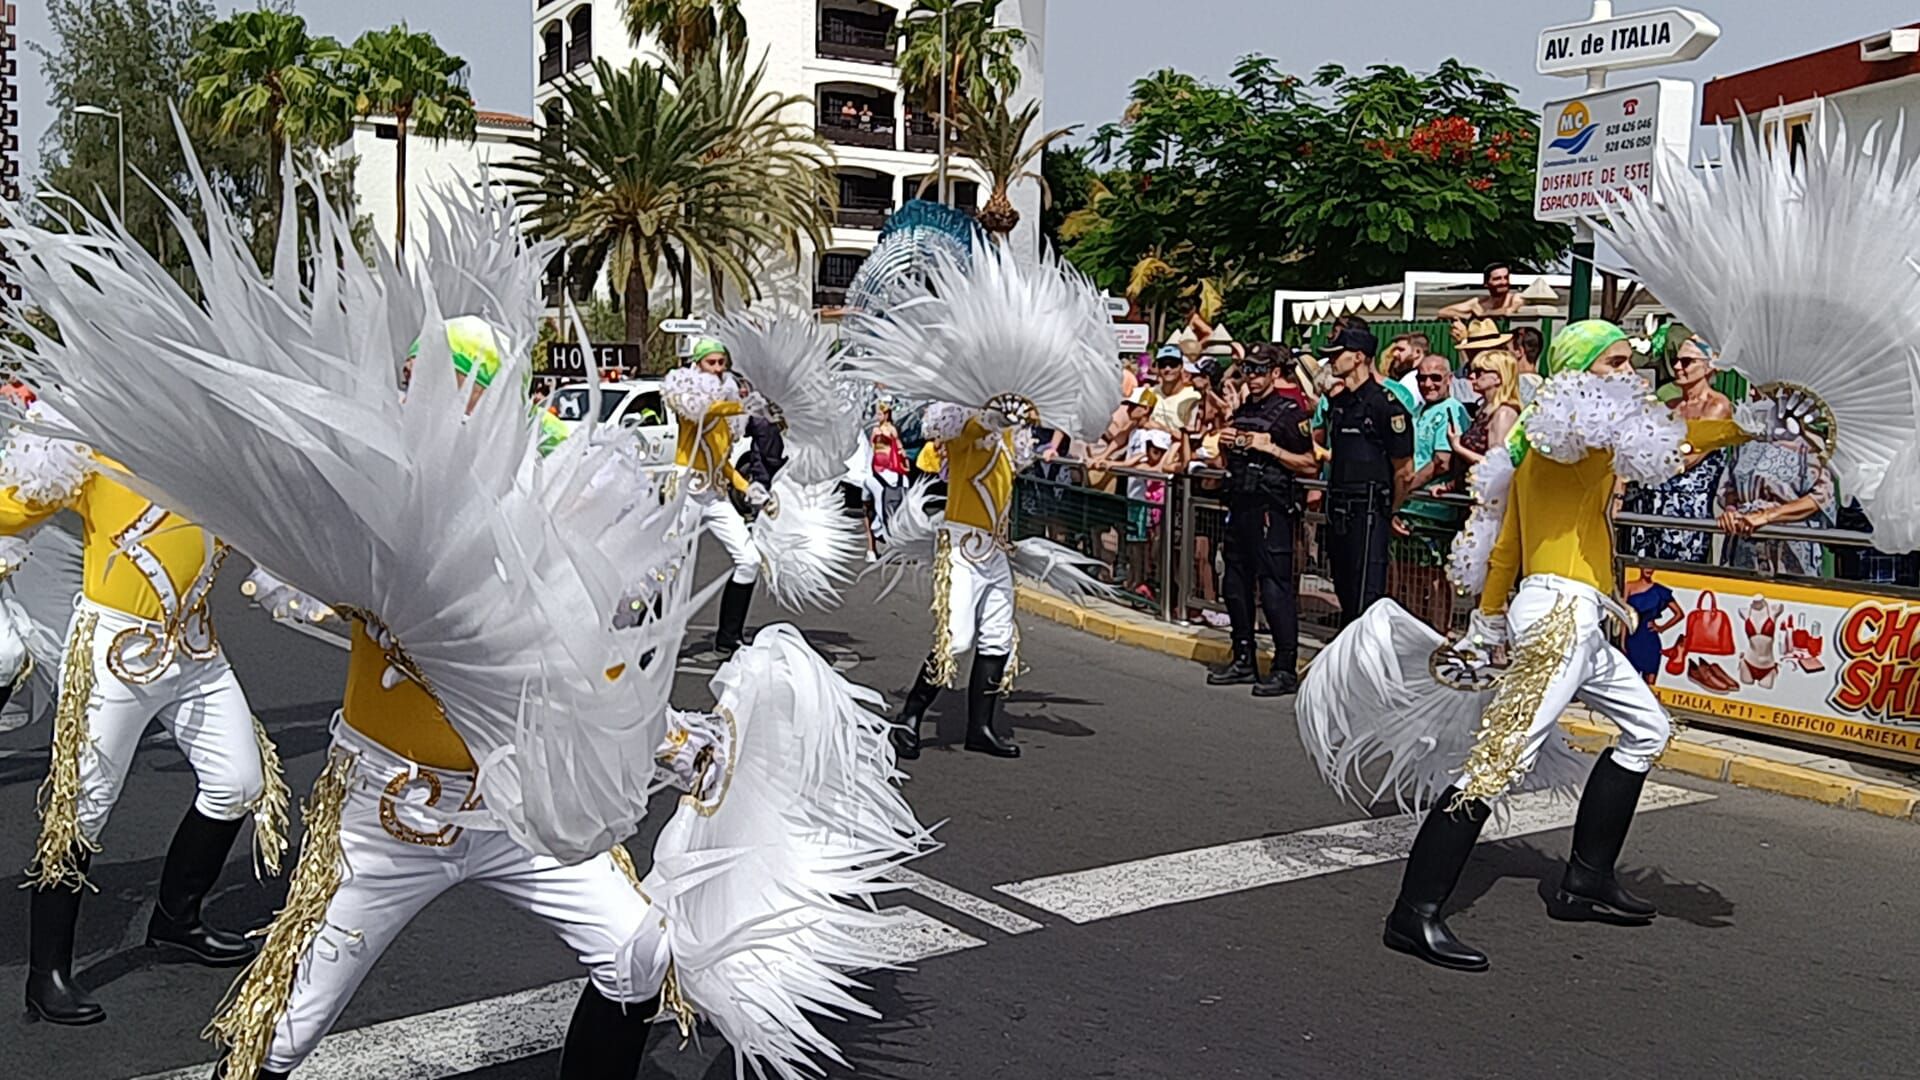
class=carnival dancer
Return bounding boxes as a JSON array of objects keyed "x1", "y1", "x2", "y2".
[
  {"x1": 0, "y1": 412, "x2": 287, "y2": 1026},
  {"x1": 663, "y1": 340, "x2": 763, "y2": 657},
  {"x1": 1297, "y1": 321, "x2": 1822, "y2": 973},
  {"x1": 844, "y1": 240, "x2": 1119, "y2": 760},
  {"x1": 3, "y1": 154, "x2": 930, "y2": 1078}
]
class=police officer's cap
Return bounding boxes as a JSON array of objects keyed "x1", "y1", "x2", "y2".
[{"x1": 1319, "y1": 325, "x2": 1378, "y2": 359}]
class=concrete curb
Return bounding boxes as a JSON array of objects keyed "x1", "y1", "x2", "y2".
[{"x1": 1017, "y1": 586, "x2": 1920, "y2": 824}]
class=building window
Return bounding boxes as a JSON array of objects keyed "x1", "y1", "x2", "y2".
[
  {"x1": 818, "y1": 1, "x2": 896, "y2": 65},
  {"x1": 832, "y1": 170, "x2": 895, "y2": 230},
  {"x1": 567, "y1": 7, "x2": 592, "y2": 70},
  {"x1": 374, "y1": 123, "x2": 399, "y2": 140},
  {"x1": 815, "y1": 251, "x2": 867, "y2": 308},
  {"x1": 816, "y1": 84, "x2": 897, "y2": 150},
  {"x1": 540, "y1": 24, "x2": 564, "y2": 84}
]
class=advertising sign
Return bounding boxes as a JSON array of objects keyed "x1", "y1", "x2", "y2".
[
  {"x1": 1627, "y1": 566, "x2": 1920, "y2": 762},
  {"x1": 1536, "y1": 6, "x2": 1720, "y2": 77},
  {"x1": 1113, "y1": 323, "x2": 1152, "y2": 354},
  {"x1": 1534, "y1": 79, "x2": 1694, "y2": 223}
]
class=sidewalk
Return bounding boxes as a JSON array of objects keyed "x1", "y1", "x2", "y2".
[{"x1": 1016, "y1": 586, "x2": 1920, "y2": 823}]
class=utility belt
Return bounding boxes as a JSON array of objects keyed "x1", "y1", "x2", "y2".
[
  {"x1": 1326, "y1": 482, "x2": 1392, "y2": 510},
  {"x1": 1223, "y1": 451, "x2": 1298, "y2": 506}
]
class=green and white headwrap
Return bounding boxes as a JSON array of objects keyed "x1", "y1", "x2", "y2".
[
  {"x1": 688, "y1": 338, "x2": 728, "y2": 367},
  {"x1": 1505, "y1": 320, "x2": 1627, "y2": 464}
]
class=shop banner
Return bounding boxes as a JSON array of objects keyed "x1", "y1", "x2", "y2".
[{"x1": 1624, "y1": 566, "x2": 1920, "y2": 760}]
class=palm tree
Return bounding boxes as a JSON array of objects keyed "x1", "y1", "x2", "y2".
[
  {"x1": 623, "y1": 0, "x2": 747, "y2": 67},
  {"x1": 892, "y1": 0, "x2": 1028, "y2": 111},
  {"x1": 945, "y1": 95, "x2": 1074, "y2": 239},
  {"x1": 186, "y1": 9, "x2": 351, "y2": 204},
  {"x1": 499, "y1": 58, "x2": 833, "y2": 350},
  {"x1": 348, "y1": 24, "x2": 477, "y2": 253}
]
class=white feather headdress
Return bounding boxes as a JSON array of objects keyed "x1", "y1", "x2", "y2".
[
  {"x1": 840, "y1": 240, "x2": 1117, "y2": 443},
  {"x1": 1597, "y1": 111, "x2": 1920, "y2": 550}
]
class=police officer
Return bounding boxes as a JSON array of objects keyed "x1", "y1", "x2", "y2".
[
  {"x1": 1321, "y1": 323, "x2": 1415, "y2": 627},
  {"x1": 1207, "y1": 343, "x2": 1318, "y2": 696}
]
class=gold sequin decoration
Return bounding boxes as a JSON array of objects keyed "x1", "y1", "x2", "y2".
[
  {"x1": 1454, "y1": 596, "x2": 1578, "y2": 806},
  {"x1": 659, "y1": 962, "x2": 697, "y2": 1044},
  {"x1": 26, "y1": 612, "x2": 102, "y2": 892},
  {"x1": 205, "y1": 747, "x2": 357, "y2": 1077},
  {"x1": 249, "y1": 718, "x2": 290, "y2": 878},
  {"x1": 929, "y1": 532, "x2": 958, "y2": 687},
  {"x1": 996, "y1": 624, "x2": 1022, "y2": 694},
  {"x1": 681, "y1": 708, "x2": 737, "y2": 818},
  {"x1": 607, "y1": 843, "x2": 652, "y2": 905}
]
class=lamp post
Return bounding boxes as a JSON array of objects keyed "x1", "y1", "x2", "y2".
[
  {"x1": 904, "y1": 0, "x2": 980, "y2": 206},
  {"x1": 73, "y1": 104, "x2": 124, "y2": 222}
]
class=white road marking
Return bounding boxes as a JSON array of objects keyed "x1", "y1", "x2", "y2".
[
  {"x1": 885, "y1": 866, "x2": 1044, "y2": 935},
  {"x1": 125, "y1": 907, "x2": 979, "y2": 1080},
  {"x1": 994, "y1": 784, "x2": 1714, "y2": 925}
]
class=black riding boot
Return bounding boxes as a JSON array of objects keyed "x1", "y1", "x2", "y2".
[
  {"x1": 26, "y1": 852, "x2": 105, "y2": 1025},
  {"x1": 556, "y1": 984, "x2": 663, "y2": 1080},
  {"x1": 147, "y1": 807, "x2": 257, "y2": 967},
  {"x1": 1207, "y1": 644, "x2": 1259, "y2": 686},
  {"x1": 1383, "y1": 789, "x2": 1492, "y2": 972},
  {"x1": 892, "y1": 660, "x2": 943, "y2": 761},
  {"x1": 207, "y1": 1062, "x2": 288, "y2": 1080},
  {"x1": 1252, "y1": 656, "x2": 1299, "y2": 698},
  {"x1": 712, "y1": 579, "x2": 755, "y2": 657},
  {"x1": 964, "y1": 653, "x2": 1019, "y2": 759},
  {"x1": 1553, "y1": 749, "x2": 1658, "y2": 923}
]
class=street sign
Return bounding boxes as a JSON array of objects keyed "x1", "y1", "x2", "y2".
[
  {"x1": 1112, "y1": 323, "x2": 1151, "y2": 354},
  {"x1": 660, "y1": 318, "x2": 708, "y2": 335},
  {"x1": 1534, "y1": 79, "x2": 1695, "y2": 222},
  {"x1": 1537, "y1": 6, "x2": 1719, "y2": 77},
  {"x1": 543, "y1": 342, "x2": 642, "y2": 379},
  {"x1": 1103, "y1": 295, "x2": 1131, "y2": 318}
]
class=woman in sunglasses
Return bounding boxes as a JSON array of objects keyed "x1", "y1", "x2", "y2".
[
  {"x1": 1623, "y1": 326, "x2": 1732, "y2": 564},
  {"x1": 1447, "y1": 349, "x2": 1522, "y2": 487}
]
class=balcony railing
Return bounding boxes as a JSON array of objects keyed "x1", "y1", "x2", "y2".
[
  {"x1": 539, "y1": 50, "x2": 563, "y2": 84},
  {"x1": 813, "y1": 285, "x2": 851, "y2": 309},
  {"x1": 817, "y1": 112, "x2": 897, "y2": 150},
  {"x1": 903, "y1": 115, "x2": 959, "y2": 153},
  {"x1": 567, "y1": 34, "x2": 592, "y2": 70},
  {"x1": 818, "y1": 17, "x2": 894, "y2": 64},
  {"x1": 834, "y1": 192, "x2": 893, "y2": 230}
]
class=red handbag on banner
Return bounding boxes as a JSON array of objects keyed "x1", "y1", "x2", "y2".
[{"x1": 1685, "y1": 591, "x2": 1736, "y2": 656}]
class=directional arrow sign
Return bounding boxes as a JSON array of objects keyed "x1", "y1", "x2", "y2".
[
  {"x1": 1103, "y1": 294, "x2": 1130, "y2": 318},
  {"x1": 1538, "y1": 6, "x2": 1719, "y2": 77},
  {"x1": 660, "y1": 317, "x2": 708, "y2": 335}
]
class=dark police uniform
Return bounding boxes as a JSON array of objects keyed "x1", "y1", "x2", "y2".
[
  {"x1": 1217, "y1": 388, "x2": 1312, "y2": 685},
  {"x1": 1325, "y1": 380, "x2": 1414, "y2": 626}
]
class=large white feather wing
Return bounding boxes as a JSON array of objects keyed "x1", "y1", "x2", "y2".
[
  {"x1": 712, "y1": 308, "x2": 858, "y2": 485},
  {"x1": 1296, "y1": 600, "x2": 1586, "y2": 813},
  {"x1": 840, "y1": 240, "x2": 1117, "y2": 443},
  {"x1": 0, "y1": 139, "x2": 694, "y2": 864},
  {"x1": 751, "y1": 477, "x2": 867, "y2": 611},
  {"x1": 1597, "y1": 117, "x2": 1920, "y2": 549},
  {"x1": 642, "y1": 625, "x2": 936, "y2": 1080}
]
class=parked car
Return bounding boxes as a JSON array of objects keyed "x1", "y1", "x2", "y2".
[{"x1": 546, "y1": 380, "x2": 673, "y2": 460}]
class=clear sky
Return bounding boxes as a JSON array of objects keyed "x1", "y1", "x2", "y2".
[{"x1": 13, "y1": 1, "x2": 1920, "y2": 178}]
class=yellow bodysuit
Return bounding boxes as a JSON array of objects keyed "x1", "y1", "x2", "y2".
[
  {"x1": 1480, "y1": 419, "x2": 1748, "y2": 616},
  {"x1": 341, "y1": 621, "x2": 475, "y2": 771},
  {"x1": 941, "y1": 418, "x2": 1016, "y2": 537},
  {"x1": 0, "y1": 459, "x2": 216, "y2": 621},
  {"x1": 674, "y1": 401, "x2": 748, "y2": 494}
]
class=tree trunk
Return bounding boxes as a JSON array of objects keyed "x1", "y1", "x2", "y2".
[
  {"x1": 978, "y1": 189, "x2": 1019, "y2": 238},
  {"x1": 624, "y1": 261, "x2": 651, "y2": 354},
  {"x1": 679, "y1": 243, "x2": 694, "y2": 316},
  {"x1": 394, "y1": 108, "x2": 410, "y2": 255},
  {"x1": 710, "y1": 266, "x2": 729, "y2": 314}
]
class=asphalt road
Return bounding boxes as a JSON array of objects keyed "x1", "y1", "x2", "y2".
[{"x1": 3, "y1": 563, "x2": 1917, "y2": 1080}]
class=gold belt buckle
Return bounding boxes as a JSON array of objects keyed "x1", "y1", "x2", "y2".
[{"x1": 378, "y1": 769, "x2": 476, "y2": 847}]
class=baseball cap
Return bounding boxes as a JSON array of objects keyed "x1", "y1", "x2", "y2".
[
  {"x1": 1319, "y1": 325, "x2": 1378, "y2": 358},
  {"x1": 1143, "y1": 430, "x2": 1174, "y2": 450},
  {"x1": 1124, "y1": 387, "x2": 1157, "y2": 408},
  {"x1": 1154, "y1": 345, "x2": 1184, "y2": 365}
]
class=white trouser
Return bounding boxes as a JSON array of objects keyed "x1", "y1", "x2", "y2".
[
  {"x1": 0, "y1": 595, "x2": 27, "y2": 687},
  {"x1": 68, "y1": 599, "x2": 263, "y2": 839},
  {"x1": 1472, "y1": 575, "x2": 1672, "y2": 792},
  {"x1": 697, "y1": 490, "x2": 759, "y2": 585},
  {"x1": 941, "y1": 529, "x2": 1015, "y2": 658},
  {"x1": 266, "y1": 721, "x2": 664, "y2": 1072}
]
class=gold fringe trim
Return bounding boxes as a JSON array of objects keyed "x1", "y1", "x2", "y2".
[
  {"x1": 205, "y1": 748, "x2": 357, "y2": 1076},
  {"x1": 1454, "y1": 597, "x2": 1578, "y2": 805},
  {"x1": 249, "y1": 718, "x2": 291, "y2": 878},
  {"x1": 659, "y1": 962, "x2": 697, "y2": 1045},
  {"x1": 929, "y1": 532, "x2": 957, "y2": 687},
  {"x1": 26, "y1": 613, "x2": 101, "y2": 892},
  {"x1": 997, "y1": 623, "x2": 1022, "y2": 694}
]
